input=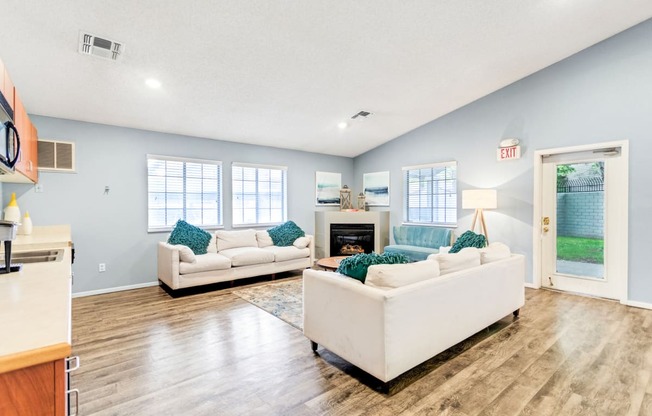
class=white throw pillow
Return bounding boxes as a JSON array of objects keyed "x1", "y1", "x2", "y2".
[
  {"x1": 176, "y1": 245, "x2": 196, "y2": 263},
  {"x1": 293, "y1": 236, "x2": 310, "y2": 249},
  {"x1": 479, "y1": 242, "x2": 511, "y2": 264},
  {"x1": 256, "y1": 231, "x2": 274, "y2": 248},
  {"x1": 216, "y1": 229, "x2": 258, "y2": 251},
  {"x1": 434, "y1": 247, "x2": 481, "y2": 275},
  {"x1": 365, "y1": 260, "x2": 439, "y2": 290}
]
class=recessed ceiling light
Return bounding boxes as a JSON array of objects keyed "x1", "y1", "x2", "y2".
[
  {"x1": 338, "y1": 122, "x2": 348, "y2": 129},
  {"x1": 145, "y1": 78, "x2": 161, "y2": 89}
]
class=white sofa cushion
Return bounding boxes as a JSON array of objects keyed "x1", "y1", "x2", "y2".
[
  {"x1": 256, "y1": 230, "x2": 274, "y2": 248},
  {"x1": 479, "y1": 242, "x2": 511, "y2": 264},
  {"x1": 206, "y1": 233, "x2": 218, "y2": 253},
  {"x1": 365, "y1": 260, "x2": 439, "y2": 290},
  {"x1": 176, "y1": 245, "x2": 197, "y2": 263},
  {"x1": 179, "y1": 253, "x2": 231, "y2": 274},
  {"x1": 219, "y1": 247, "x2": 276, "y2": 266},
  {"x1": 263, "y1": 246, "x2": 311, "y2": 262},
  {"x1": 432, "y1": 247, "x2": 481, "y2": 275},
  {"x1": 293, "y1": 236, "x2": 310, "y2": 249},
  {"x1": 216, "y1": 229, "x2": 258, "y2": 251}
]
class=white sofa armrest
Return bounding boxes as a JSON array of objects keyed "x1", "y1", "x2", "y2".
[
  {"x1": 305, "y1": 234, "x2": 315, "y2": 266},
  {"x1": 303, "y1": 270, "x2": 388, "y2": 380},
  {"x1": 158, "y1": 242, "x2": 181, "y2": 289}
]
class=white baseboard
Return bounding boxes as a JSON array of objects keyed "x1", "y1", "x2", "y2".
[
  {"x1": 621, "y1": 299, "x2": 652, "y2": 310},
  {"x1": 72, "y1": 281, "x2": 159, "y2": 298},
  {"x1": 524, "y1": 282, "x2": 539, "y2": 289}
]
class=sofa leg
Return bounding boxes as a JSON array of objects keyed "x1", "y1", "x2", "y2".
[
  {"x1": 271, "y1": 273, "x2": 276, "y2": 280},
  {"x1": 310, "y1": 341, "x2": 318, "y2": 352},
  {"x1": 513, "y1": 309, "x2": 520, "y2": 318}
]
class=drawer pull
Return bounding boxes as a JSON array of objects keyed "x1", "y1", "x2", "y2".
[
  {"x1": 66, "y1": 356, "x2": 80, "y2": 373},
  {"x1": 67, "y1": 388, "x2": 79, "y2": 416}
]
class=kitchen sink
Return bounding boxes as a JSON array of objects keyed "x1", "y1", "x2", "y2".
[{"x1": 11, "y1": 249, "x2": 65, "y2": 263}]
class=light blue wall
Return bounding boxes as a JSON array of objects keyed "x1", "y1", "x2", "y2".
[
  {"x1": 3, "y1": 117, "x2": 352, "y2": 293},
  {"x1": 4, "y1": 19, "x2": 652, "y2": 302},
  {"x1": 353, "y1": 19, "x2": 652, "y2": 303}
]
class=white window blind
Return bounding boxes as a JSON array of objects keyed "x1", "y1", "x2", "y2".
[
  {"x1": 232, "y1": 163, "x2": 287, "y2": 226},
  {"x1": 147, "y1": 155, "x2": 222, "y2": 231},
  {"x1": 402, "y1": 161, "x2": 457, "y2": 226}
]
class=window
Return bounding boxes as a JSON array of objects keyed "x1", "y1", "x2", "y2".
[
  {"x1": 147, "y1": 155, "x2": 222, "y2": 231},
  {"x1": 232, "y1": 163, "x2": 287, "y2": 226},
  {"x1": 403, "y1": 161, "x2": 457, "y2": 226}
]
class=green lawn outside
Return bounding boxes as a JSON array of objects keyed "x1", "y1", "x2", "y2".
[{"x1": 557, "y1": 236, "x2": 604, "y2": 264}]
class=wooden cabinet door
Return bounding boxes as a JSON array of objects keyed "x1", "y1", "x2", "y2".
[
  {"x1": 13, "y1": 93, "x2": 28, "y2": 173},
  {"x1": 0, "y1": 359, "x2": 65, "y2": 415},
  {"x1": 28, "y1": 121, "x2": 39, "y2": 182},
  {"x1": 12, "y1": 92, "x2": 38, "y2": 182},
  {"x1": 0, "y1": 58, "x2": 15, "y2": 111}
]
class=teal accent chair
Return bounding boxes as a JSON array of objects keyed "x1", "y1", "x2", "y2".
[{"x1": 383, "y1": 226, "x2": 454, "y2": 262}]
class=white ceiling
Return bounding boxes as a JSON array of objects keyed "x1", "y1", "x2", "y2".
[{"x1": 1, "y1": 1, "x2": 651, "y2": 157}]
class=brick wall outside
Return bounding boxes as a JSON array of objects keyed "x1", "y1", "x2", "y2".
[{"x1": 557, "y1": 191, "x2": 604, "y2": 239}]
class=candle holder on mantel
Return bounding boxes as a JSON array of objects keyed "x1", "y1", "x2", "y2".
[
  {"x1": 357, "y1": 192, "x2": 366, "y2": 210},
  {"x1": 339, "y1": 185, "x2": 352, "y2": 210}
]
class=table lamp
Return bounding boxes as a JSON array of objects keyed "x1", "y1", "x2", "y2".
[{"x1": 462, "y1": 189, "x2": 497, "y2": 242}]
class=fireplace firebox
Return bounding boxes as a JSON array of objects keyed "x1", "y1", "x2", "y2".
[{"x1": 330, "y1": 223, "x2": 375, "y2": 256}]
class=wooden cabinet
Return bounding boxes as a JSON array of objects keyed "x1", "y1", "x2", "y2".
[
  {"x1": 0, "y1": 359, "x2": 66, "y2": 415},
  {"x1": 0, "y1": 56, "x2": 38, "y2": 183},
  {"x1": 13, "y1": 91, "x2": 39, "y2": 183},
  {"x1": 0, "y1": 57, "x2": 15, "y2": 111}
]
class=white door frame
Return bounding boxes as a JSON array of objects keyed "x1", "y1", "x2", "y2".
[{"x1": 532, "y1": 140, "x2": 629, "y2": 303}]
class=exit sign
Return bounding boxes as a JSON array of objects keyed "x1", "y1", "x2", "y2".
[{"x1": 497, "y1": 145, "x2": 521, "y2": 161}]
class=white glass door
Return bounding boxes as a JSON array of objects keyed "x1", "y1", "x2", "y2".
[{"x1": 540, "y1": 148, "x2": 627, "y2": 300}]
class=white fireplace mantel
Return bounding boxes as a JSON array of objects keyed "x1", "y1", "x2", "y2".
[{"x1": 315, "y1": 211, "x2": 390, "y2": 259}]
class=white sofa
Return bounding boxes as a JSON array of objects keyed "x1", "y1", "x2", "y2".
[
  {"x1": 158, "y1": 229, "x2": 314, "y2": 290},
  {"x1": 302, "y1": 248, "x2": 525, "y2": 383}
]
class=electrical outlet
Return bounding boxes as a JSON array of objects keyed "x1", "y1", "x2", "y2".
[{"x1": 99, "y1": 263, "x2": 106, "y2": 272}]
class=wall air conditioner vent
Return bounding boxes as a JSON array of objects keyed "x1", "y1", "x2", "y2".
[
  {"x1": 38, "y1": 140, "x2": 76, "y2": 172},
  {"x1": 79, "y1": 32, "x2": 124, "y2": 61}
]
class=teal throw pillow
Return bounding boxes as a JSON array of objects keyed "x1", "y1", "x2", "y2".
[
  {"x1": 337, "y1": 252, "x2": 408, "y2": 283},
  {"x1": 267, "y1": 221, "x2": 305, "y2": 247},
  {"x1": 449, "y1": 230, "x2": 487, "y2": 253},
  {"x1": 167, "y1": 220, "x2": 212, "y2": 255}
]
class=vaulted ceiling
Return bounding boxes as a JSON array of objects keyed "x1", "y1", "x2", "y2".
[{"x1": 1, "y1": 1, "x2": 651, "y2": 157}]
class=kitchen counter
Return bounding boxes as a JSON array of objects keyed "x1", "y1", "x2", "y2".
[
  {"x1": 0, "y1": 225, "x2": 72, "y2": 374},
  {"x1": 6, "y1": 224, "x2": 73, "y2": 251}
]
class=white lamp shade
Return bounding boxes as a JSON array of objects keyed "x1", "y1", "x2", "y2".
[{"x1": 462, "y1": 189, "x2": 497, "y2": 209}]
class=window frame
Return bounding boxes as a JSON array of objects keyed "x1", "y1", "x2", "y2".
[
  {"x1": 147, "y1": 154, "x2": 223, "y2": 232},
  {"x1": 402, "y1": 161, "x2": 458, "y2": 227},
  {"x1": 231, "y1": 162, "x2": 288, "y2": 227}
]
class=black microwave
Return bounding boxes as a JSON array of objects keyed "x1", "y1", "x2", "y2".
[{"x1": 0, "y1": 90, "x2": 21, "y2": 173}]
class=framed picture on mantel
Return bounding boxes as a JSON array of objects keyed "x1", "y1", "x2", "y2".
[
  {"x1": 363, "y1": 171, "x2": 390, "y2": 206},
  {"x1": 315, "y1": 171, "x2": 341, "y2": 206}
]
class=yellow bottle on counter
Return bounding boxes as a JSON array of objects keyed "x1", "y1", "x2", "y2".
[
  {"x1": 18, "y1": 211, "x2": 33, "y2": 235},
  {"x1": 3, "y1": 192, "x2": 21, "y2": 223}
]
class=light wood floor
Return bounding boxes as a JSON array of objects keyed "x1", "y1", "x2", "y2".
[{"x1": 71, "y1": 274, "x2": 652, "y2": 415}]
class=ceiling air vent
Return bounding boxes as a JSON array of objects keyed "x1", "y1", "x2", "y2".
[
  {"x1": 351, "y1": 111, "x2": 372, "y2": 119},
  {"x1": 78, "y1": 32, "x2": 124, "y2": 61},
  {"x1": 38, "y1": 140, "x2": 75, "y2": 172}
]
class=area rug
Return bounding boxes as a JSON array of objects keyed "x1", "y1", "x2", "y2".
[{"x1": 233, "y1": 278, "x2": 303, "y2": 330}]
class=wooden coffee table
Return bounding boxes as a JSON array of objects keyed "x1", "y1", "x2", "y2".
[{"x1": 316, "y1": 256, "x2": 349, "y2": 271}]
